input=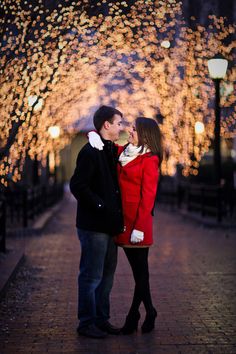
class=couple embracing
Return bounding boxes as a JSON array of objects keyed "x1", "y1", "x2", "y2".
[{"x1": 70, "y1": 105, "x2": 163, "y2": 339}]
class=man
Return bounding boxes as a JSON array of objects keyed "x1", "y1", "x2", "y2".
[{"x1": 70, "y1": 105, "x2": 124, "y2": 338}]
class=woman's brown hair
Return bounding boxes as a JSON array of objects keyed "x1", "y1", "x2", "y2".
[{"x1": 135, "y1": 117, "x2": 163, "y2": 164}]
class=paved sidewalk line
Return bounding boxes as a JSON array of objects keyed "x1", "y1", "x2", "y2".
[{"x1": 0, "y1": 249, "x2": 25, "y2": 297}]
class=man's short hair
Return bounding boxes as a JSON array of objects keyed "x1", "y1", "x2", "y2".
[{"x1": 93, "y1": 105, "x2": 123, "y2": 132}]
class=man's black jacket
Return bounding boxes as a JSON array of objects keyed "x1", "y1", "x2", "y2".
[{"x1": 70, "y1": 142, "x2": 124, "y2": 235}]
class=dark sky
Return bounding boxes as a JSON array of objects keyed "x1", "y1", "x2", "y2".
[
  {"x1": 182, "y1": 0, "x2": 236, "y2": 25},
  {"x1": 87, "y1": 0, "x2": 236, "y2": 24},
  {"x1": 1, "y1": 0, "x2": 235, "y2": 24}
]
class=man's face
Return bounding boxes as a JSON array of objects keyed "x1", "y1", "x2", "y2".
[{"x1": 107, "y1": 114, "x2": 123, "y2": 142}]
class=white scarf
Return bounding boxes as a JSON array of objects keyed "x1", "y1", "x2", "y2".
[{"x1": 119, "y1": 143, "x2": 150, "y2": 166}]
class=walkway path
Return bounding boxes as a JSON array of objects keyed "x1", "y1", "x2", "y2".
[{"x1": 0, "y1": 194, "x2": 236, "y2": 354}]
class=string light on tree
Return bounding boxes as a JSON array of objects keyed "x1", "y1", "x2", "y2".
[{"x1": 0, "y1": 0, "x2": 235, "y2": 186}]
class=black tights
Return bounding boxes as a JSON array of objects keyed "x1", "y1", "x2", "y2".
[{"x1": 124, "y1": 247, "x2": 154, "y2": 315}]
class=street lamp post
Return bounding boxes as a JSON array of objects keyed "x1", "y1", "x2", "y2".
[{"x1": 207, "y1": 55, "x2": 228, "y2": 185}]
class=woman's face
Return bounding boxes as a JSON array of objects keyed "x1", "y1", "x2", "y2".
[{"x1": 127, "y1": 123, "x2": 138, "y2": 146}]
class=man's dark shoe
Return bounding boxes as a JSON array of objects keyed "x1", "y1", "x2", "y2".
[
  {"x1": 77, "y1": 324, "x2": 107, "y2": 338},
  {"x1": 97, "y1": 321, "x2": 121, "y2": 335}
]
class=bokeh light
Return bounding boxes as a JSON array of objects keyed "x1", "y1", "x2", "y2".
[{"x1": 0, "y1": 0, "x2": 235, "y2": 185}]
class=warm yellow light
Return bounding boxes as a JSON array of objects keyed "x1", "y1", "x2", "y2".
[
  {"x1": 195, "y1": 121, "x2": 205, "y2": 134},
  {"x1": 49, "y1": 151, "x2": 55, "y2": 173},
  {"x1": 207, "y1": 57, "x2": 228, "y2": 79},
  {"x1": 28, "y1": 95, "x2": 38, "y2": 107},
  {"x1": 222, "y1": 82, "x2": 234, "y2": 97},
  {"x1": 34, "y1": 98, "x2": 44, "y2": 111},
  {"x1": 161, "y1": 40, "x2": 171, "y2": 49},
  {"x1": 0, "y1": 1, "x2": 235, "y2": 186},
  {"x1": 28, "y1": 96, "x2": 44, "y2": 111},
  {"x1": 48, "y1": 126, "x2": 60, "y2": 139}
]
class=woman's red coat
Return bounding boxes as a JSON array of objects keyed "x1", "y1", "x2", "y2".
[{"x1": 114, "y1": 146, "x2": 159, "y2": 247}]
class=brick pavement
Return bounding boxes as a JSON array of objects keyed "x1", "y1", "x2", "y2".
[{"x1": 0, "y1": 193, "x2": 236, "y2": 354}]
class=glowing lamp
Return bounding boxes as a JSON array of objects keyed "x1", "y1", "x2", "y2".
[
  {"x1": 161, "y1": 40, "x2": 171, "y2": 49},
  {"x1": 207, "y1": 56, "x2": 228, "y2": 79},
  {"x1": 195, "y1": 121, "x2": 205, "y2": 134},
  {"x1": 48, "y1": 126, "x2": 60, "y2": 139},
  {"x1": 207, "y1": 55, "x2": 229, "y2": 185}
]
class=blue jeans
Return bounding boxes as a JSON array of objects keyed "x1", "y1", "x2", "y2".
[{"x1": 77, "y1": 228, "x2": 117, "y2": 329}]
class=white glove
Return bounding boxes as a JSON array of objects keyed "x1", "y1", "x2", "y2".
[
  {"x1": 130, "y1": 229, "x2": 144, "y2": 244},
  {"x1": 88, "y1": 131, "x2": 104, "y2": 151}
]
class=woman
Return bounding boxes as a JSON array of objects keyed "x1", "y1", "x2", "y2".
[
  {"x1": 115, "y1": 117, "x2": 162, "y2": 334},
  {"x1": 89, "y1": 117, "x2": 162, "y2": 334}
]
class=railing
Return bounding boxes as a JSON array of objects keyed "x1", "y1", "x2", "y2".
[
  {"x1": 2, "y1": 183, "x2": 64, "y2": 232},
  {"x1": 158, "y1": 179, "x2": 235, "y2": 223},
  {"x1": 0, "y1": 197, "x2": 6, "y2": 252},
  {"x1": 157, "y1": 178, "x2": 178, "y2": 207},
  {"x1": 186, "y1": 184, "x2": 225, "y2": 223}
]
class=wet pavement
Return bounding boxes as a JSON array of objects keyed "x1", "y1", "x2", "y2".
[{"x1": 0, "y1": 193, "x2": 236, "y2": 354}]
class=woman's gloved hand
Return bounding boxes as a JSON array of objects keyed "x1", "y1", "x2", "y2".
[
  {"x1": 88, "y1": 131, "x2": 104, "y2": 151},
  {"x1": 130, "y1": 229, "x2": 144, "y2": 243}
]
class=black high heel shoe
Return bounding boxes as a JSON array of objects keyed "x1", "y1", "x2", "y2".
[
  {"x1": 121, "y1": 311, "x2": 141, "y2": 335},
  {"x1": 141, "y1": 308, "x2": 157, "y2": 333}
]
